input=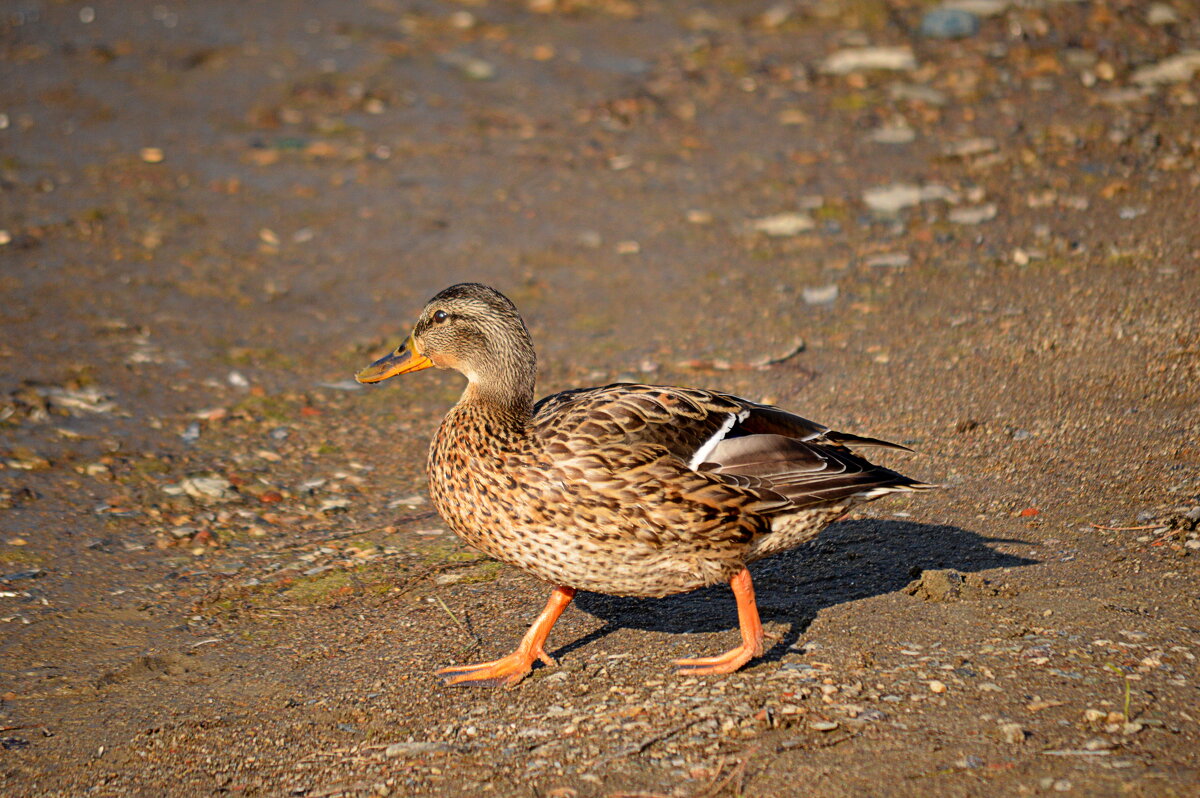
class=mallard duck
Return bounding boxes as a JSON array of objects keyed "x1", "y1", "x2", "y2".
[{"x1": 357, "y1": 283, "x2": 931, "y2": 686}]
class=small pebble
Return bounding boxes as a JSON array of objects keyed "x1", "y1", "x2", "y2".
[
  {"x1": 920, "y1": 8, "x2": 980, "y2": 39},
  {"x1": 170, "y1": 525, "x2": 198, "y2": 540},
  {"x1": 164, "y1": 475, "x2": 236, "y2": 500},
  {"x1": 948, "y1": 204, "x2": 997, "y2": 225},
  {"x1": 777, "y1": 109, "x2": 809, "y2": 126},
  {"x1": 318, "y1": 497, "x2": 350, "y2": 513},
  {"x1": 448, "y1": 10, "x2": 475, "y2": 29},
  {"x1": 1131, "y1": 52, "x2": 1200, "y2": 85},
  {"x1": 998, "y1": 722, "x2": 1026, "y2": 744},
  {"x1": 809, "y1": 720, "x2": 839, "y2": 732},
  {"x1": 820, "y1": 47, "x2": 917, "y2": 75},
  {"x1": 869, "y1": 125, "x2": 916, "y2": 144},
  {"x1": 863, "y1": 183, "x2": 922, "y2": 213},
  {"x1": 1146, "y1": 3, "x2": 1180, "y2": 25},
  {"x1": 750, "y1": 212, "x2": 814, "y2": 237},
  {"x1": 888, "y1": 83, "x2": 948, "y2": 106},
  {"x1": 140, "y1": 147, "x2": 164, "y2": 163},
  {"x1": 385, "y1": 741, "x2": 454, "y2": 758},
  {"x1": 864, "y1": 252, "x2": 910, "y2": 268},
  {"x1": 441, "y1": 52, "x2": 497, "y2": 81},
  {"x1": 802, "y1": 284, "x2": 839, "y2": 305},
  {"x1": 928, "y1": 680, "x2": 947, "y2": 693},
  {"x1": 943, "y1": 0, "x2": 1007, "y2": 16}
]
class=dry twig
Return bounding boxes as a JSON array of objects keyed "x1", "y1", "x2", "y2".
[{"x1": 590, "y1": 718, "x2": 702, "y2": 770}]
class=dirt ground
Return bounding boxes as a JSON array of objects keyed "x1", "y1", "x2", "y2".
[{"x1": 2, "y1": 1, "x2": 1199, "y2": 796}]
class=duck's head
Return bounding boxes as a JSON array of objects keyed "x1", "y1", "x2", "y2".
[{"x1": 355, "y1": 283, "x2": 537, "y2": 405}]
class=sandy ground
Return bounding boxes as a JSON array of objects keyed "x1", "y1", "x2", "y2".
[{"x1": 2, "y1": 1, "x2": 1199, "y2": 796}]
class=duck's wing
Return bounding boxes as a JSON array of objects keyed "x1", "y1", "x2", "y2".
[
  {"x1": 531, "y1": 383, "x2": 929, "y2": 513},
  {"x1": 699, "y1": 433, "x2": 930, "y2": 511},
  {"x1": 531, "y1": 383, "x2": 749, "y2": 462}
]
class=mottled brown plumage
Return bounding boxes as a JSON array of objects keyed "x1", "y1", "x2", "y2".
[{"x1": 357, "y1": 283, "x2": 931, "y2": 686}]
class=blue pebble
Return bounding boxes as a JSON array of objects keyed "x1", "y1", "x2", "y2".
[{"x1": 920, "y1": 7, "x2": 981, "y2": 39}]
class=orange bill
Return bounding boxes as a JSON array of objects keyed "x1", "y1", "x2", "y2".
[{"x1": 355, "y1": 336, "x2": 434, "y2": 383}]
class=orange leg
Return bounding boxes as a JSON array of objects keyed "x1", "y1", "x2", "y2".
[
  {"x1": 674, "y1": 567, "x2": 764, "y2": 675},
  {"x1": 438, "y1": 585, "x2": 576, "y2": 688}
]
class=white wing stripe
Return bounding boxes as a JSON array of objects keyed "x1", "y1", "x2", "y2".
[{"x1": 687, "y1": 410, "x2": 746, "y2": 470}]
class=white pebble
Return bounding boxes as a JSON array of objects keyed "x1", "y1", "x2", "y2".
[
  {"x1": 998, "y1": 722, "x2": 1026, "y2": 744},
  {"x1": 820, "y1": 47, "x2": 917, "y2": 75},
  {"x1": 802, "y1": 284, "x2": 839, "y2": 305},
  {"x1": 750, "y1": 212, "x2": 814, "y2": 237}
]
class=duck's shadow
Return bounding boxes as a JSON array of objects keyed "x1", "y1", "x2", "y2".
[{"x1": 560, "y1": 520, "x2": 1036, "y2": 662}]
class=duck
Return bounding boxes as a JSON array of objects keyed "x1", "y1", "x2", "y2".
[{"x1": 356, "y1": 283, "x2": 931, "y2": 687}]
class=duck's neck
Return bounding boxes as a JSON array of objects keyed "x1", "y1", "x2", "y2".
[
  {"x1": 461, "y1": 380, "x2": 533, "y2": 426},
  {"x1": 458, "y1": 345, "x2": 537, "y2": 428}
]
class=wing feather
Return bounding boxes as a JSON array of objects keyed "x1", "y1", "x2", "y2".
[{"x1": 532, "y1": 383, "x2": 929, "y2": 517}]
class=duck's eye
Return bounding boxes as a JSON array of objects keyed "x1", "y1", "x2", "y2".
[{"x1": 432, "y1": 310, "x2": 449, "y2": 324}]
